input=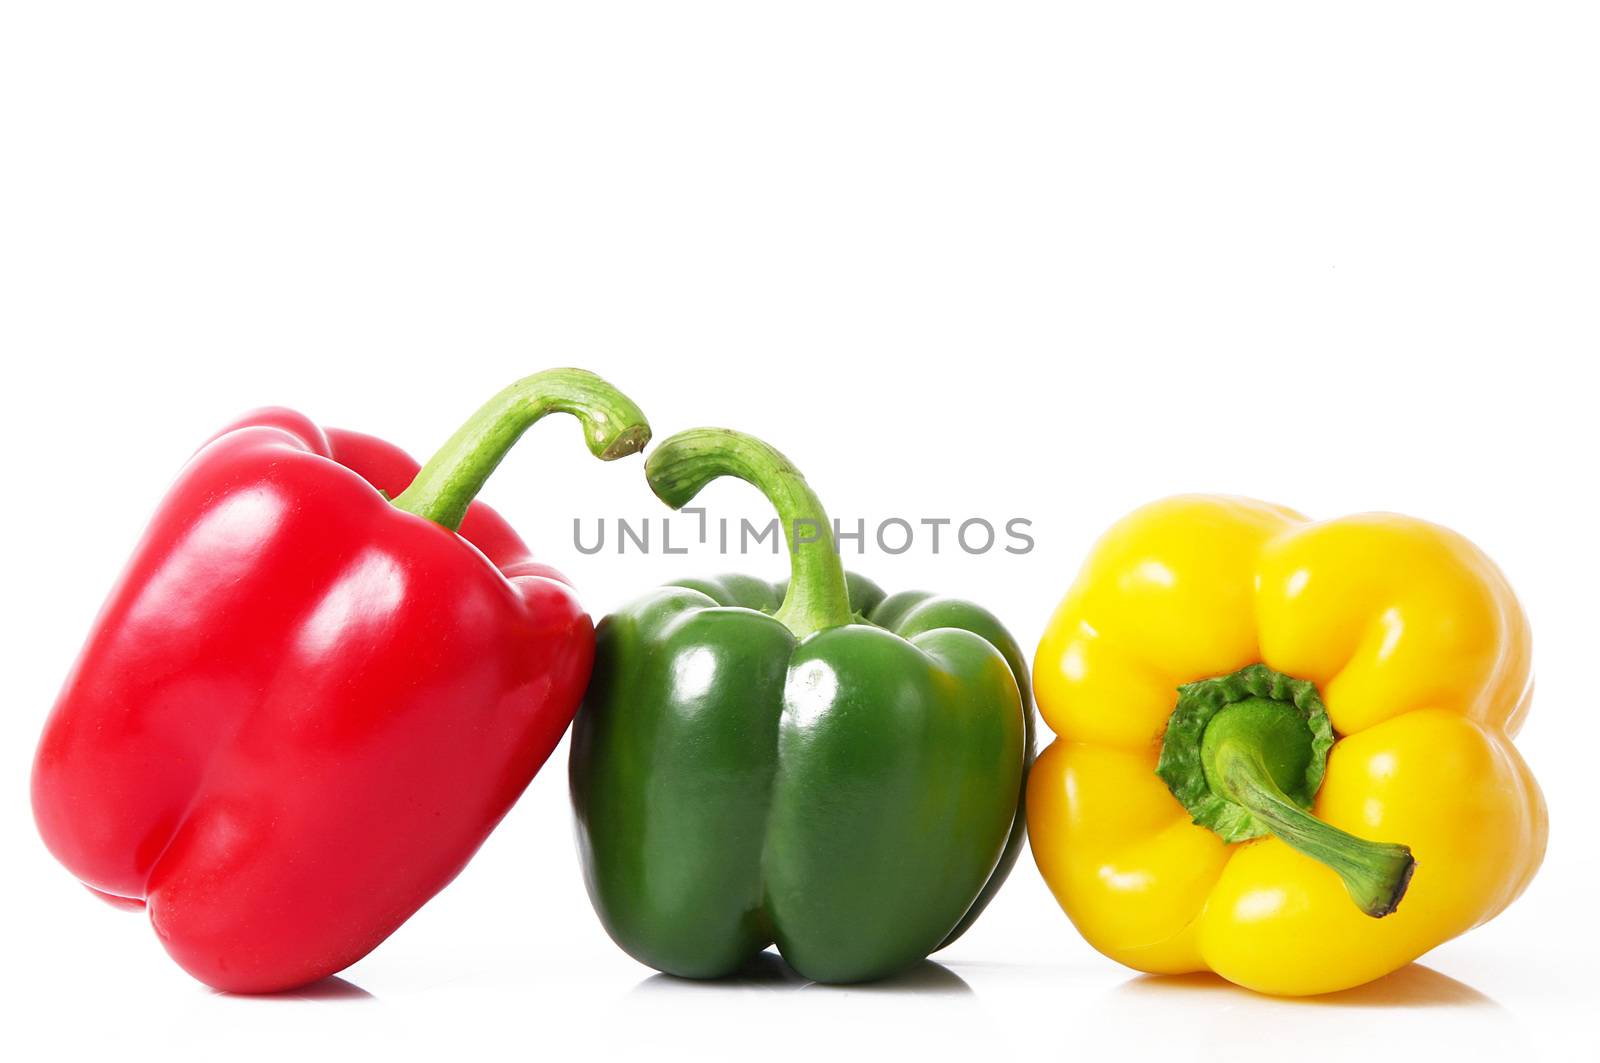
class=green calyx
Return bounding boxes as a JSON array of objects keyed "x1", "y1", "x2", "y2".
[
  {"x1": 644, "y1": 428, "x2": 853, "y2": 640},
  {"x1": 1156, "y1": 664, "x2": 1416, "y2": 918},
  {"x1": 1158, "y1": 665, "x2": 1334, "y2": 843},
  {"x1": 391, "y1": 368, "x2": 651, "y2": 531}
]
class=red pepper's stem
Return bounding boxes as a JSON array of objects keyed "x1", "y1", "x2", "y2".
[
  {"x1": 645, "y1": 428, "x2": 853, "y2": 640},
  {"x1": 391, "y1": 368, "x2": 650, "y2": 531}
]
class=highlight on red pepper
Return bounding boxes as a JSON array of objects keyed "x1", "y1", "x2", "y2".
[{"x1": 31, "y1": 368, "x2": 650, "y2": 993}]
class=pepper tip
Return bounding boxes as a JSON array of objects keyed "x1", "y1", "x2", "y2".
[{"x1": 601, "y1": 424, "x2": 652, "y2": 461}]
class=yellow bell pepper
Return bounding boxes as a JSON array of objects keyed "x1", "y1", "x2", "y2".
[{"x1": 1028, "y1": 495, "x2": 1546, "y2": 996}]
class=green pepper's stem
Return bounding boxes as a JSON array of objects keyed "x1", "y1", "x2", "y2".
[
  {"x1": 391, "y1": 368, "x2": 650, "y2": 531},
  {"x1": 1206, "y1": 712, "x2": 1416, "y2": 918},
  {"x1": 645, "y1": 428, "x2": 852, "y2": 639}
]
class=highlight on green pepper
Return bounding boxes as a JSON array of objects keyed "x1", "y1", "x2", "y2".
[{"x1": 569, "y1": 427, "x2": 1034, "y2": 983}]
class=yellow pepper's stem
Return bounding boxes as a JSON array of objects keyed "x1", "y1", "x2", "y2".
[
  {"x1": 1208, "y1": 721, "x2": 1416, "y2": 918},
  {"x1": 1156, "y1": 664, "x2": 1416, "y2": 919}
]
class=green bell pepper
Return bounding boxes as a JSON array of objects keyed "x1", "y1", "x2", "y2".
[{"x1": 569, "y1": 427, "x2": 1033, "y2": 983}]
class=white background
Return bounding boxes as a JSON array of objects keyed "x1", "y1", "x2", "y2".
[{"x1": 2, "y1": 3, "x2": 1597, "y2": 1060}]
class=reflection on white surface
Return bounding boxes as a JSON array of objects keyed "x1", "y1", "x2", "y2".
[
  {"x1": 629, "y1": 953, "x2": 973, "y2": 996},
  {"x1": 1104, "y1": 965, "x2": 1521, "y2": 1063}
]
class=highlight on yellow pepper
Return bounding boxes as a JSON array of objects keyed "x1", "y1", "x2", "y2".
[{"x1": 1028, "y1": 495, "x2": 1546, "y2": 996}]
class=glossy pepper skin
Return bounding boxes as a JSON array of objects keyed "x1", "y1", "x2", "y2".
[
  {"x1": 32, "y1": 369, "x2": 650, "y2": 993},
  {"x1": 1028, "y1": 495, "x2": 1547, "y2": 996},
  {"x1": 570, "y1": 429, "x2": 1031, "y2": 983}
]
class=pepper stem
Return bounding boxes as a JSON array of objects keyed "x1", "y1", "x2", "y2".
[
  {"x1": 391, "y1": 368, "x2": 650, "y2": 531},
  {"x1": 1206, "y1": 711, "x2": 1416, "y2": 918},
  {"x1": 645, "y1": 428, "x2": 852, "y2": 639},
  {"x1": 1155, "y1": 664, "x2": 1416, "y2": 918}
]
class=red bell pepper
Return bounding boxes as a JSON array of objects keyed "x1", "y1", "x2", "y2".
[{"x1": 31, "y1": 368, "x2": 649, "y2": 993}]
